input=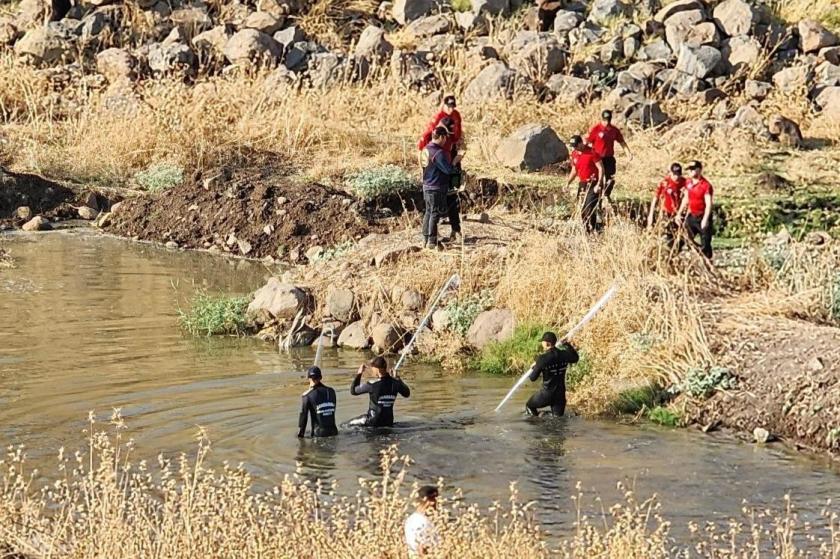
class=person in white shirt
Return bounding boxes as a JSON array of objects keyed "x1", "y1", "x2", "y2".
[{"x1": 404, "y1": 485, "x2": 439, "y2": 557}]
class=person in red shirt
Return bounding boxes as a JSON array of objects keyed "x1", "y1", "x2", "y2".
[
  {"x1": 675, "y1": 160, "x2": 714, "y2": 259},
  {"x1": 647, "y1": 162, "x2": 686, "y2": 239},
  {"x1": 586, "y1": 110, "x2": 632, "y2": 200},
  {"x1": 566, "y1": 135, "x2": 605, "y2": 233}
]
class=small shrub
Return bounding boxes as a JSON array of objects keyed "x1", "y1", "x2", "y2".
[
  {"x1": 135, "y1": 162, "x2": 184, "y2": 193},
  {"x1": 346, "y1": 165, "x2": 417, "y2": 201},
  {"x1": 446, "y1": 291, "x2": 493, "y2": 337},
  {"x1": 312, "y1": 241, "x2": 354, "y2": 263},
  {"x1": 179, "y1": 292, "x2": 249, "y2": 336},
  {"x1": 473, "y1": 323, "x2": 546, "y2": 376},
  {"x1": 566, "y1": 350, "x2": 592, "y2": 391},
  {"x1": 611, "y1": 384, "x2": 662, "y2": 415},
  {"x1": 672, "y1": 366, "x2": 737, "y2": 399},
  {"x1": 451, "y1": 0, "x2": 471, "y2": 12},
  {"x1": 648, "y1": 406, "x2": 681, "y2": 427}
]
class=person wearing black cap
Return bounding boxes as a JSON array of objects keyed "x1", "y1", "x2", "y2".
[
  {"x1": 349, "y1": 356, "x2": 411, "y2": 427},
  {"x1": 525, "y1": 332, "x2": 579, "y2": 417},
  {"x1": 675, "y1": 160, "x2": 715, "y2": 259},
  {"x1": 297, "y1": 366, "x2": 338, "y2": 438},
  {"x1": 566, "y1": 134, "x2": 605, "y2": 233},
  {"x1": 586, "y1": 110, "x2": 632, "y2": 200},
  {"x1": 647, "y1": 162, "x2": 687, "y2": 246}
]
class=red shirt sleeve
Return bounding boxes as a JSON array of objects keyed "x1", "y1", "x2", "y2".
[
  {"x1": 452, "y1": 111, "x2": 462, "y2": 144},
  {"x1": 417, "y1": 114, "x2": 442, "y2": 151},
  {"x1": 586, "y1": 124, "x2": 598, "y2": 144}
]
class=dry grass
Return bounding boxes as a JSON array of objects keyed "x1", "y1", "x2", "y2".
[{"x1": 1, "y1": 413, "x2": 840, "y2": 558}]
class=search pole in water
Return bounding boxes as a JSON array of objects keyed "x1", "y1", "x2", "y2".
[
  {"x1": 392, "y1": 273, "x2": 460, "y2": 375},
  {"x1": 313, "y1": 320, "x2": 334, "y2": 369},
  {"x1": 494, "y1": 283, "x2": 620, "y2": 413}
]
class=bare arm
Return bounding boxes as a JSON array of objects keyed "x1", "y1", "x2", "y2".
[
  {"x1": 675, "y1": 190, "x2": 688, "y2": 225},
  {"x1": 595, "y1": 160, "x2": 605, "y2": 191},
  {"x1": 701, "y1": 193, "x2": 713, "y2": 229},
  {"x1": 565, "y1": 165, "x2": 577, "y2": 188}
]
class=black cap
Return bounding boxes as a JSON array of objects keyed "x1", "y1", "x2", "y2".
[
  {"x1": 306, "y1": 366, "x2": 322, "y2": 379},
  {"x1": 670, "y1": 162, "x2": 683, "y2": 174},
  {"x1": 569, "y1": 135, "x2": 583, "y2": 148},
  {"x1": 443, "y1": 95, "x2": 456, "y2": 107},
  {"x1": 687, "y1": 160, "x2": 703, "y2": 170},
  {"x1": 418, "y1": 485, "x2": 439, "y2": 501},
  {"x1": 368, "y1": 355, "x2": 388, "y2": 371},
  {"x1": 602, "y1": 109, "x2": 613, "y2": 121},
  {"x1": 541, "y1": 331, "x2": 558, "y2": 345}
]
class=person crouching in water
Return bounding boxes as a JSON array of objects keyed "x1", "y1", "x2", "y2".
[
  {"x1": 349, "y1": 356, "x2": 411, "y2": 427},
  {"x1": 566, "y1": 135, "x2": 605, "y2": 233},
  {"x1": 297, "y1": 366, "x2": 338, "y2": 438},
  {"x1": 421, "y1": 127, "x2": 463, "y2": 249},
  {"x1": 526, "y1": 332, "x2": 579, "y2": 417},
  {"x1": 647, "y1": 162, "x2": 686, "y2": 248}
]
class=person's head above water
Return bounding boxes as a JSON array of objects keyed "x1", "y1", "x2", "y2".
[
  {"x1": 541, "y1": 331, "x2": 557, "y2": 350},
  {"x1": 306, "y1": 366, "x2": 322, "y2": 386},
  {"x1": 368, "y1": 355, "x2": 389, "y2": 377},
  {"x1": 417, "y1": 485, "x2": 439, "y2": 511}
]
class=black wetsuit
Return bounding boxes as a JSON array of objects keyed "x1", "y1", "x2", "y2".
[
  {"x1": 298, "y1": 383, "x2": 338, "y2": 437},
  {"x1": 526, "y1": 344, "x2": 579, "y2": 416},
  {"x1": 349, "y1": 374, "x2": 411, "y2": 427}
]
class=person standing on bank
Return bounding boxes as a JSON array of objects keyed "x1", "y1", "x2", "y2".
[
  {"x1": 647, "y1": 162, "x2": 687, "y2": 246},
  {"x1": 421, "y1": 127, "x2": 463, "y2": 249},
  {"x1": 566, "y1": 135, "x2": 605, "y2": 233},
  {"x1": 349, "y1": 356, "x2": 411, "y2": 427},
  {"x1": 586, "y1": 110, "x2": 633, "y2": 200},
  {"x1": 404, "y1": 485, "x2": 440, "y2": 558},
  {"x1": 675, "y1": 160, "x2": 715, "y2": 260},
  {"x1": 526, "y1": 332, "x2": 579, "y2": 417},
  {"x1": 297, "y1": 366, "x2": 338, "y2": 438},
  {"x1": 417, "y1": 95, "x2": 462, "y2": 154},
  {"x1": 438, "y1": 116, "x2": 463, "y2": 243}
]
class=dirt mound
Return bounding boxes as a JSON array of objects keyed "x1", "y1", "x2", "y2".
[
  {"x1": 688, "y1": 315, "x2": 840, "y2": 455},
  {"x1": 0, "y1": 171, "x2": 77, "y2": 227},
  {"x1": 106, "y1": 170, "x2": 393, "y2": 262}
]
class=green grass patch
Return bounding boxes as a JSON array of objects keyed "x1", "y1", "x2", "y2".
[
  {"x1": 135, "y1": 162, "x2": 184, "y2": 193},
  {"x1": 179, "y1": 292, "x2": 249, "y2": 336},
  {"x1": 611, "y1": 383, "x2": 663, "y2": 415},
  {"x1": 445, "y1": 291, "x2": 493, "y2": 337},
  {"x1": 648, "y1": 406, "x2": 681, "y2": 427},
  {"x1": 451, "y1": 0, "x2": 471, "y2": 12},
  {"x1": 472, "y1": 323, "x2": 546, "y2": 376},
  {"x1": 672, "y1": 367, "x2": 737, "y2": 399},
  {"x1": 345, "y1": 165, "x2": 417, "y2": 201}
]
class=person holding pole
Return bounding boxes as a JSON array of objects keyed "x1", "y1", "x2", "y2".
[
  {"x1": 297, "y1": 366, "x2": 338, "y2": 438},
  {"x1": 348, "y1": 356, "x2": 411, "y2": 427},
  {"x1": 566, "y1": 135, "x2": 605, "y2": 234},
  {"x1": 525, "y1": 332, "x2": 579, "y2": 417}
]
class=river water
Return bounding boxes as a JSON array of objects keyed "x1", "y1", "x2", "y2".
[{"x1": 1, "y1": 229, "x2": 838, "y2": 538}]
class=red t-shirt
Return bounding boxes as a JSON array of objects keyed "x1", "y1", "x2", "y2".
[
  {"x1": 685, "y1": 177, "x2": 713, "y2": 216},
  {"x1": 417, "y1": 110, "x2": 462, "y2": 152},
  {"x1": 655, "y1": 176, "x2": 686, "y2": 215},
  {"x1": 571, "y1": 148, "x2": 601, "y2": 182},
  {"x1": 586, "y1": 123, "x2": 624, "y2": 158}
]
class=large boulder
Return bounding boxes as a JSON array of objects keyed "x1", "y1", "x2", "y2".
[
  {"x1": 243, "y1": 11, "x2": 284, "y2": 35},
  {"x1": 21, "y1": 215, "x2": 52, "y2": 231},
  {"x1": 588, "y1": 0, "x2": 629, "y2": 25},
  {"x1": 685, "y1": 22, "x2": 721, "y2": 48},
  {"x1": 744, "y1": 79, "x2": 772, "y2": 101},
  {"x1": 148, "y1": 42, "x2": 195, "y2": 75},
  {"x1": 713, "y1": 0, "x2": 766, "y2": 37},
  {"x1": 223, "y1": 29, "x2": 282, "y2": 65},
  {"x1": 16, "y1": 0, "x2": 71, "y2": 26},
  {"x1": 326, "y1": 286, "x2": 355, "y2": 323},
  {"x1": 15, "y1": 26, "x2": 70, "y2": 64},
  {"x1": 246, "y1": 279, "x2": 309, "y2": 325},
  {"x1": 496, "y1": 124, "x2": 567, "y2": 171},
  {"x1": 815, "y1": 61, "x2": 840, "y2": 87},
  {"x1": 815, "y1": 86, "x2": 840, "y2": 121},
  {"x1": 467, "y1": 309, "x2": 515, "y2": 349},
  {"x1": 798, "y1": 19, "x2": 838, "y2": 54},
  {"x1": 767, "y1": 114, "x2": 803, "y2": 148},
  {"x1": 545, "y1": 74, "x2": 593, "y2": 102},
  {"x1": 406, "y1": 14, "x2": 450, "y2": 38},
  {"x1": 654, "y1": 0, "x2": 705, "y2": 23},
  {"x1": 192, "y1": 26, "x2": 230, "y2": 57},
  {"x1": 392, "y1": 0, "x2": 440, "y2": 25},
  {"x1": 507, "y1": 33, "x2": 565, "y2": 81},
  {"x1": 463, "y1": 61, "x2": 516, "y2": 102},
  {"x1": 730, "y1": 105, "x2": 770, "y2": 138},
  {"x1": 721, "y1": 35, "x2": 761, "y2": 70},
  {"x1": 355, "y1": 25, "x2": 393, "y2": 61},
  {"x1": 371, "y1": 323, "x2": 402, "y2": 353},
  {"x1": 664, "y1": 10, "x2": 706, "y2": 52},
  {"x1": 337, "y1": 320, "x2": 370, "y2": 349},
  {"x1": 96, "y1": 48, "x2": 136, "y2": 82},
  {"x1": 675, "y1": 44, "x2": 721, "y2": 78},
  {"x1": 772, "y1": 65, "x2": 811, "y2": 94}
]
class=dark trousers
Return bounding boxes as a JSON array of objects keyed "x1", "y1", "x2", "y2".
[
  {"x1": 447, "y1": 192, "x2": 461, "y2": 235},
  {"x1": 526, "y1": 389, "x2": 566, "y2": 416},
  {"x1": 685, "y1": 213, "x2": 713, "y2": 259},
  {"x1": 579, "y1": 181, "x2": 600, "y2": 233},
  {"x1": 601, "y1": 156, "x2": 617, "y2": 198},
  {"x1": 537, "y1": 8, "x2": 557, "y2": 32},
  {"x1": 422, "y1": 189, "x2": 447, "y2": 245},
  {"x1": 313, "y1": 426, "x2": 338, "y2": 437}
]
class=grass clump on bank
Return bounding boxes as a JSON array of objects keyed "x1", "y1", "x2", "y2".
[
  {"x1": 179, "y1": 292, "x2": 249, "y2": 336},
  {"x1": 648, "y1": 406, "x2": 682, "y2": 427},
  {"x1": 472, "y1": 323, "x2": 545, "y2": 376},
  {"x1": 134, "y1": 162, "x2": 184, "y2": 193},
  {"x1": 346, "y1": 164, "x2": 417, "y2": 201},
  {"x1": 445, "y1": 291, "x2": 493, "y2": 337}
]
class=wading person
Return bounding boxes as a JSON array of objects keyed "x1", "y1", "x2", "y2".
[
  {"x1": 526, "y1": 332, "x2": 579, "y2": 417},
  {"x1": 675, "y1": 160, "x2": 715, "y2": 260},
  {"x1": 536, "y1": 0, "x2": 563, "y2": 32},
  {"x1": 349, "y1": 356, "x2": 411, "y2": 427},
  {"x1": 297, "y1": 366, "x2": 338, "y2": 438},
  {"x1": 566, "y1": 135, "x2": 605, "y2": 233},
  {"x1": 421, "y1": 127, "x2": 463, "y2": 249},
  {"x1": 586, "y1": 110, "x2": 632, "y2": 200},
  {"x1": 647, "y1": 162, "x2": 686, "y2": 247},
  {"x1": 405, "y1": 485, "x2": 440, "y2": 558}
]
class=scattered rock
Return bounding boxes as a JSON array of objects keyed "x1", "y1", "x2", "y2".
[
  {"x1": 355, "y1": 25, "x2": 393, "y2": 61},
  {"x1": 654, "y1": 0, "x2": 705, "y2": 23},
  {"x1": 730, "y1": 105, "x2": 769, "y2": 138},
  {"x1": 767, "y1": 114, "x2": 803, "y2": 148},
  {"x1": 246, "y1": 278, "x2": 309, "y2": 326},
  {"x1": 392, "y1": 0, "x2": 439, "y2": 25},
  {"x1": 431, "y1": 308, "x2": 450, "y2": 331},
  {"x1": 713, "y1": 0, "x2": 764, "y2": 37},
  {"x1": 371, "y1": 323, "x2": 402, "y2": 353},
  {"x1": 804, "y1": 231, "x2": 832, "y2": 246},
  {"x1": 664, "y1": 9, "x2": 705, "y2": 53},
  {"x1": 373, "y1": 244, "x2": 422, "y2": 267},
  {"x1": 722, "y1": 35, "x2": 761, "y2": 70},
  {"x1": 798, "y1": 19, "x2": 838, "y2": 54},
  {"x1": 496, "y1": 123, "x2": 567, "y2": 171},
  {"x1": 753, "y1": 427, "x2": 771, "y2": 444},
  {"x1": 467, "y1": 308, "x2": 515, "y2": 349},
  {"x1": 326, "y1": 286, "x2": 356, "y2": 322},
  {"x1": 77, "y1": 206, "x2": 98, "y2": 220},
  {"x1": 407, "y1": 14, "x2": 449, "y2": 38},
  {"x1": 546, "y1": 74, "x2": 593, "y2": 102},
  {"x1": 772, "y1": 65, "x2": 811, "y2": 94},
  {"x1": 815, "y1": 86, "x2": 840, "y2": 120},
  {"x1": 554, "y1": 10, "x2": 583, "y2": 34},
  {"x1": 165, "y1": 240, "x2": 179, "y2": 249},
  {"x1": 21, "y1": 216, "x2": 52, "y2": 231},
  {"x1": 463, "y1": 61, "x2": 516, "y2": 102},
  {"x1": 15, "y1": 206, "x2": 32, "y2": 220},
  {"x1": 223, "y1": 29, "x2": 282, "y2": 65},
  {"x1": 400, "y1": 289, "x2": 424, "y2": 311},
  {"x1": 96, "y1": 48, "x2": 135, "y2": 83},
  {"x1": 507, "y1": 32, "x2": 565, "y2": 81},
  {"x1": 338, "y1": 320, "x2": 370, "y2": 349},
  {"x1": 243, "y1": 11, "x2": 284, "y2": 35},
  {"x1": 15, "y1": 26, "x2": 70, "y2": 65},
  {"x1": 744, "y1": 79, "x2": 772, "y2": 101},
  {"x1": 685, "y1": 22, "x2": 721, "y2": 48},
  {"x1": 806, "y1": 356, "x2": 825, "y2": 372},
  {"x1": 588, "y1": 0, "x2": 629, "y2": 26},
  {"x1": 675, "y1": 44, "x2": 722, "y2": 79}
]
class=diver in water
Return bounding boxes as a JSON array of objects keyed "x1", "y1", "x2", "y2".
[
  {"x1": 297, "y1": 366, "x2": 338, "y2": 438},
  {"x1": 526, "y1": 332, "x2": 579, "y2": 417},
  {"x1": 348, "y1": 356, "x2": 411, "y2": 427}
]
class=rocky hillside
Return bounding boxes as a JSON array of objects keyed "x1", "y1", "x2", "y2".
[{"x1": 1, "y1": 0, "x2": 837, "y2": 131}]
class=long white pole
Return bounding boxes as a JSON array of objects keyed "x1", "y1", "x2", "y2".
[
  {"x1": 494, "y1": 283, "x2": 619, "y2": 413},
  {"x1": 392, "y1": 273, "x2": 460, "y2": 375},
  {"x1": 313, "y1": 322, "x2": 333, "y2": 368}
]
